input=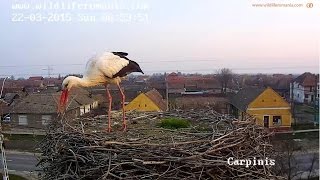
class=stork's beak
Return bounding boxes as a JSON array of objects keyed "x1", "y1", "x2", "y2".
[{"x1": 58, "y1": 89, "x2": 69, "y2": 113}]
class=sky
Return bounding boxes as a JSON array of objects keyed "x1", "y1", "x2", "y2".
[{"x1": 0, "y1": 0, "x2": 319, "y2": 78}]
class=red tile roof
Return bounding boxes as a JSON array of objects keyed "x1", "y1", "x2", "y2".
[
  {"x1": 29, "y1": 76, "x2": 44, "y2": 81},
  {"x1": 294, "y1": 72, "x2": 318, "y2": 87}
]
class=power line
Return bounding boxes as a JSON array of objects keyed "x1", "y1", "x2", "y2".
[
  {"x1": 0, "y1": 60, "x2": 216, "y2": 68},
  {"x1": 0, "y1": 62, "x2": 316, "y2": 71},
  {"x1": 0, "y1": 66, "x2": 317, "y2": 78},
  {"x1": 0, "y1": 62, "x2": 316, "y2": 78},
  {"x1": 42, "y1": 66, "x2": 54, "y2": 78},
  {"x1": 0, "y1": 64, "x2": 84, "y2": 68},
  {"x1": 3, "y1": 58, "x2": 318, "y2": 67},
  {"x1": 0, "y1": 60, "x2": 219, "y2": 68}
]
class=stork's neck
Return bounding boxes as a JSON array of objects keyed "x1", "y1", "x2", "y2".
[{"x1": 72, "y1": 76, "x2": 97, "y2": 87}]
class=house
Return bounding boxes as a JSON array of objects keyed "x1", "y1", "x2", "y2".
[
  {"x1": 55, "y1": 88, "x2": 98, "y2": 116},
  {"x1": 125, "y1": 89, "x2": 167, "y2": 112},
  {"x1": 1, "y1": 79, "x2": 25, "y2": 94},
  {"x1": 229, "y1": 87, "x2": 292, "y2": 129},
  {"x1": 10, "y1": 93, "x2": 78, "y2": 128},
  {"x1": 166, "y1": 73, "x2": 221, "y2": 97},
  {"x1": 3, "y1": 93, "x2": 20, "y2": 104},
  {"x1": 0, "y1": 99, "x2": 11, "y2": 119},
  {"x1": 28, "y1": 76, "x2": 44, "y2": 81},
  {"x1": 43, "y1": 77, "x2": 63, "y2": 87},
  {"x1": 172, "y1": 95, "x2": 229, "y2": 113},
  {"x1": 290, "y1": 72, "x2": 319, "y2": 104},
  {"x1": 89, "y1": 85, "x2": 148, "y2": 110},
  {"x1": 269, "y1": 74, "x2": 293, "y2": 99},
  {"x1": 75, "y1": 94, "x2": 98, "y2": 115},
  {"x1": 10, "y1": 88, "x2": 98, "y2": 129}
]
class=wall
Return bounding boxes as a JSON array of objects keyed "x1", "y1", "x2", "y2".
[
  {"x1": 10, "y1": 108, "x2": 79, "y2": 129},
  {"x1": 11, "y1": 113, "x2": 53, "y2": 129},
  {"x1": 247, "y1": 109, "x2": 292, "y2": 127},
  {"x1": 172, "y1": 96, "x2": 228, "y2": 113},
  {"x1": 291, "y1": 82, "x2": 304, "y2": 103},
  {"x1": 125, "y1": 93, "x2": 161, "y2": 112},
  {"x1": 247, "y1": 88, "x2": 292, "y2": 128}
]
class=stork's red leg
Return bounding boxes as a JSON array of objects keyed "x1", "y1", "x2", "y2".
[
  {"x1": 106, "y1": 85, "x2": 112, "y2": 132},
  {"x1": 117, "y1": 83, "x2": 126, "y2": 131}
]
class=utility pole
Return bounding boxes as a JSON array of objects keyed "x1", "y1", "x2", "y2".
[
  {"x1": 0, "y1": 77, "x2": 9, "y2": 99},
  {"x1": 290, "y1": 80, "x2": 296, "y2": 126},
  {"x1": 42, "y1": 66, "x2": 54, "y2": 86},
  {"x1": 314, "y1": 74, "x2": 319, "y2": 125},
  {"x1": 42, "y1": 65, "x2": 53, "y2": 78},
  {"x1": 165, "y1": 72, "x2": 169, "y2": 111},
  {"x1": 0, "y1": 134, "x2": 8, "y2": 180},
  {"x1": 0, "y1": 77, "x2": 9, "y2": 180}
]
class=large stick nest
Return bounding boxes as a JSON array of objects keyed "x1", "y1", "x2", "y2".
[{"x1": 37, "y1": 109, "x2": 280, "y2": 180}]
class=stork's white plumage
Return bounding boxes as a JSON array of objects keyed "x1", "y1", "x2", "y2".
[{"x1": 59, "y1": 52, "x2": 143, "y2": 132}]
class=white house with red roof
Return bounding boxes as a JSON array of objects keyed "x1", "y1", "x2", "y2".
[{"x1": 290, "y1": 72, "x2": 319, "y2": 104}]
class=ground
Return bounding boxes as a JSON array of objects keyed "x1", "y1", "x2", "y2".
[
  {"x1": 293, "y1": 104, "x2": 319, "y2": 124},
  {"x1": 3, "y1": 134, "x2": 44, "y2": 152},
  {"x1": 1, "y1": 108, "x2": 319, "y2": 179},
  {"x1": 0, "y1": 173, "x2": 28, "y2": 180}
]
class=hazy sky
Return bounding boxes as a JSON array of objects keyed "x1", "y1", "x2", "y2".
[{"x1": 0, "y1": 0, "x2": 319, "y2": 78}]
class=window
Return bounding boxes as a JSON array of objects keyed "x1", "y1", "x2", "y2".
[
  {"x1": 80, "y1": 108, "x2": 85, "y2": 116},
  {"x1": 42, "y1": 115, "x2": 51, "y2": 126},
  {"x1": 273, "y1": 116, "x2": 282, "y2": 126},
  {"x1": 145, "y1": 104, "x2": 147, "y2": 107},
  {"x1": 18, "y1": 115, "x2": 28, "y2": 125},
  {"x1": 305, "y1": 94, "x2": 309, "y2": 98}
]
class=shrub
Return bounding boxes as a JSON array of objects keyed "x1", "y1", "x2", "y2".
[{"x1": 159, "y1": 118, "x2": 190, "y2": 129}]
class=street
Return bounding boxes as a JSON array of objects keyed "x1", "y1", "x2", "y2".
[
  {"x1": 0, "y1": 150, "x2": 318, "y2": 179},
  {"x1": 0, "y1": 151, "x2": 39, "y2": 172},
  {"x1": 294, "y1": 152, "x2": 319, "y2": 172}
]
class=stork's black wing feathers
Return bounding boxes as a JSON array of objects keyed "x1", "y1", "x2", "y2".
[{"x1": 112, "y1": 52, "x2": 129, "y2": 60}]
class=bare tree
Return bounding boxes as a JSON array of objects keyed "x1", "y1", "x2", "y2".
[
  {"x1": 307, "y1": 152, "x2": 319, "y2": 179},
  {"x1": 274, "y1": 140, "x2": 302, "y2": 180},
  {"x1": 216, "y1": 68, "x2": 233, "y2": 94}
]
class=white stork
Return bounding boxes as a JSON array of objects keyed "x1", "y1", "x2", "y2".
[{"x1": 58, "y1": 52, "x2": 144, "y2": 132}]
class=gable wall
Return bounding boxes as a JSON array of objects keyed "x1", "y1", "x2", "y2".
[
  {"x1": 248, "y1": 88, "x2": 290, "y2": 108},
  {"x1": 246, "y1": 88, "x2": 292, "y2": 127},
  {"x1": 125, "y1": 93, "x2": 161, "y2": 112}
]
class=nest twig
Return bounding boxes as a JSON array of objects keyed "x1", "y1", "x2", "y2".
[{"x1": 37, "y1": 109, "x2": 281, "y2": 180}]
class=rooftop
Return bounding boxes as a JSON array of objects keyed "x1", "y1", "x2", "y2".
[
  {"x1": 229, "y1": 87, "x2": 266, "y2": 111},
  {"x1": 145, "y1": 89, "x2": 167, "y2": 111}
]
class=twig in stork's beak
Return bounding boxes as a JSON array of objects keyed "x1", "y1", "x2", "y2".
[{"x1": 58, "y1": 89, "x2": 69, "y2": 113}]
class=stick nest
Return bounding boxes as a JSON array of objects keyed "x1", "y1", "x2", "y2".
[{"x1": 37, "y1": 109, "x2": 280, "y2": 180}]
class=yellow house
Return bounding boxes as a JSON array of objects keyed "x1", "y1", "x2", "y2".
[
  {"x1": 125, "y1": 89, "x2": 167, "y2": 112},
  {"x1": 229, "y1": 87, "x2": 292, "y2": 129}
]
